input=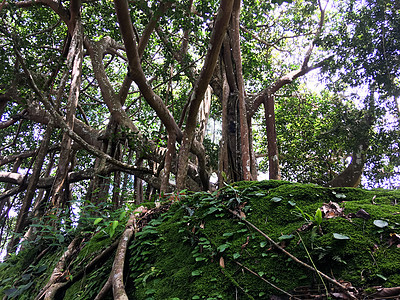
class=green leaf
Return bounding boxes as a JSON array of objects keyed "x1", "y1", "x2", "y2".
[
  {"x1": 145, "y1": 288, "x2": 156, "y2": 295},
  {"x1": 233, "y1": 252, "x2": 240, "y2": 259},
  {"x1": 376, "y1": 274, "x2": 387, "y2": 281},
  {"x1": 333, "y1": 233, "x2": 350, "y2": 240},
  {"x1": 270, "y1": 197, "x2": 282, "y2": 202},
  {"x1": 94, "y1": 218, "x2": 103, "y2": 225},
  {"x1": 56, "y1": 234, "x2": 64, "y2": 244},
  {"x1": 34, "y1": 265, "x2": 47, "y2": 274},
  {"x1": 217, "y1": 243, "x2": 230, "y2": 252},
  {"x1": 373, "y1": 220, "x2": 388, "y2": 228},
  {"x1": 223, "y1": 232, "x2": 234, "y2": 237},
  {"x1": 335, "y1": 193, "x2": 346, "y2": 199},
  {"x1": 278, "y1": 234, "x2": 294, "y2": 241},
  {"x1": 191, "y1": 270, "x2": 202, "y2": 276},
  {"x1": 195, "y1": 257, "x2": 206, "y2": 262},
  {"x1": 314, "y1": 208, "x2": 323, "y2": 225},
  {"x1": 112, "y1": 220, "x2": 119, "y2": 230},
  {"x1": 288, "y1": 201, "x2": 296, "y2": 206},
  {"x1": 119, "y1": 211, "x2": 126, "y2": 221}
]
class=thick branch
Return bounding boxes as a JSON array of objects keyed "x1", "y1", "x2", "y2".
[
  {"x1": 176, "y1": 0, "x2": 234, "y2": 190},
  {"x1": 13, "y1": 0, "x2": 69, "y2": 25},
  {"x1": 114, "y1": 0, "x2": 180, "y2": 136},
  {"x1": 248, "y1": 58, "x2": 329, "y2": 119},
  {"x1": 86, "y1": 37, "x2": 139, "y2": 133}
]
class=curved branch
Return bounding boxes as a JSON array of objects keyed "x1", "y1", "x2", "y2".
[
  {"x1": 114, "y1": 0, "x2": 180, "y2": 136},
  {"x1": 86, "y1": 36, "x2": 139, "y2": 133},
  {"x1": 0, "y1": 172, "x2": 24, "y2": 185},
  {"x1": 13, "y1": 0, "x2": 70, "y2": 25},
  {"x1": 248, "y1": 1, "x2": 330, "y2": 119},
  {"x1": 248, "y1": 57, "x2": 330, "y2": 119}
]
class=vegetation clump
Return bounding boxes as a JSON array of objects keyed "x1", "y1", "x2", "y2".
[{"x1": 1, "y1": 181, "x2": 399, "y2": 299}]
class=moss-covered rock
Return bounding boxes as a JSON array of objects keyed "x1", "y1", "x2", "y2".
[{"x1": 1, "y1": 181, "x2": 399, "y2": 299}]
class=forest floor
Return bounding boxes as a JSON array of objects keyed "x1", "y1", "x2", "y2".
[{"x1": 1, "y1": 180, "x2": 400, "y2": 299}]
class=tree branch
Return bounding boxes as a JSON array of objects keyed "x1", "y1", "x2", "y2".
[{"x1": 114, "y1": 0, "x2": 180, "y2": 136}]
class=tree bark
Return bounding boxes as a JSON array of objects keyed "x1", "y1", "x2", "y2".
[
  {"x1": 51, "y1": 20, "x2": 83, "y2": 208},
  {"x1": 7, "y1": 122, "x2": 54, "y2": 253},
  {"x1": 160, "y1": 133, "x2": 177, "y2": 193},
  {"x1": 35, "y1": 237, "x2": 81, "y2": 300},
  {"x1": 112, "y1": 206, "x2": 147, "y2": 300},
  {"x1": 263, "y1": 95, "x2": 281, "y2": 180},
  {"x1": 176, "y1": 0, "x2": 234, "y2": 190},
  {"x1": 218, "y1": 64, "x2": 230, "y2": 187},
  {"x1": 230, "y1": 0, "x2": 252, "y2": 181}
]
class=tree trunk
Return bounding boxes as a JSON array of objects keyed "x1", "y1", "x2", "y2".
[
  {"x1": 160, "y1": 133, "x2": 177, "y2": 193},
  {"x1": 328, "y1": 143, "x2": 367, "y2": 187},
  {"x1": 51, "y1": 21, "x2": 83, "y2": 208},
  {"x1": 217, "y1": 5, "x2": 254, "y2": 184},
  {"x1": 218, "y1": 66, "x2": 230, "y2": 187},
  {"x1": 263, "y1": 95, "x2": 281, "y2": 180},
  {"x1": 230, "y1": 0, "x2": 252, "y2": 181},
  {"x1": 175, "y1": 0, "x2": 234, "y2": 191},
  {"x1": 7, "y1": 122, "x2": 54, "y2": 253}
]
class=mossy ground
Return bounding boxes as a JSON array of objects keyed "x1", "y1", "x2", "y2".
[{"x1": 1, "y1": 181, "x2": 399, "y2": 299}]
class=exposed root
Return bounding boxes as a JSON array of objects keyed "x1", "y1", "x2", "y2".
[
  {"x1": 112, "y1": 206, "x2": 147, "y2": 300},
  {"x1": 93, "y1": 273, "x2": 112, "y2": 300},
  {"x1": 35, "y1": 237, "x2": 82, "y2": 300},
  {"x1": 33, "y1": 202, "x2": 172, "y2": 300}
]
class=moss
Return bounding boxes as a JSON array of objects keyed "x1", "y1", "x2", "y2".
[
  {"x1": 0, "y1": 244, "x2": 63, "y2": 299},
  {"x1": 2, "y1": 181, "x2": 400, "y2": 299},
  {"x1": 127, "y1": 182, "x2": 400, "y2": 298}
]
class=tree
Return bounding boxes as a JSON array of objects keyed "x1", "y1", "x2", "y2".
[
  {"x1": 1, "y1": 0, "x2": 399, "y2": 296},
  {"x1": 316, "y1": 0, "x2": 400, "y2": 187}
]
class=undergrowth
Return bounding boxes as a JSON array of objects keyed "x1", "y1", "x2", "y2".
[{"x1": 1, "y1": 180, "x2": 399, "y2": 299}]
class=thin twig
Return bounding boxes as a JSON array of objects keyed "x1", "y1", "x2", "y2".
[
  {"x1": 228, "y1": 208, "x2": 357, "y2": 300},
  {"x1": 234, "y1": 261, "x2": 301, "y2": 300}
]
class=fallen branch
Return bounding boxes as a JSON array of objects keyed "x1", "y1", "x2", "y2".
[
  {"x1": 228, "y1": 208, "x2": 357, "y2": 300},
  {"x1": 234, "y1": 260, "x2": 301, "y2": 300}
]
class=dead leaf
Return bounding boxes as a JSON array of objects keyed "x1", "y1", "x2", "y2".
[
  {"x1": 219, "y1": 256, "x2": 225, "y2": 268},
  {"x1": 240, "y1": 236, "x2": 250, "y2": 253},
  {"x1": 355, "y1": 209, "x2": 371, "y2": 220},
  {"x1": 321, "y1": 201, "x2": 344, "y2": 219},
  {"x1": 388, "y1": 233, "x2": 400, "y2": 247},
  {"x1": 297, "y1": 222, "x2": 314, "y2": 232},
  {"x1": 371, "y1": 287, "x2": 400, "y2": 298}
]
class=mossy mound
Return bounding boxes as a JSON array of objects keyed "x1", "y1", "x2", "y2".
[{"x1": 1, "y1": 181, "x2": 400, "y2": 299}]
